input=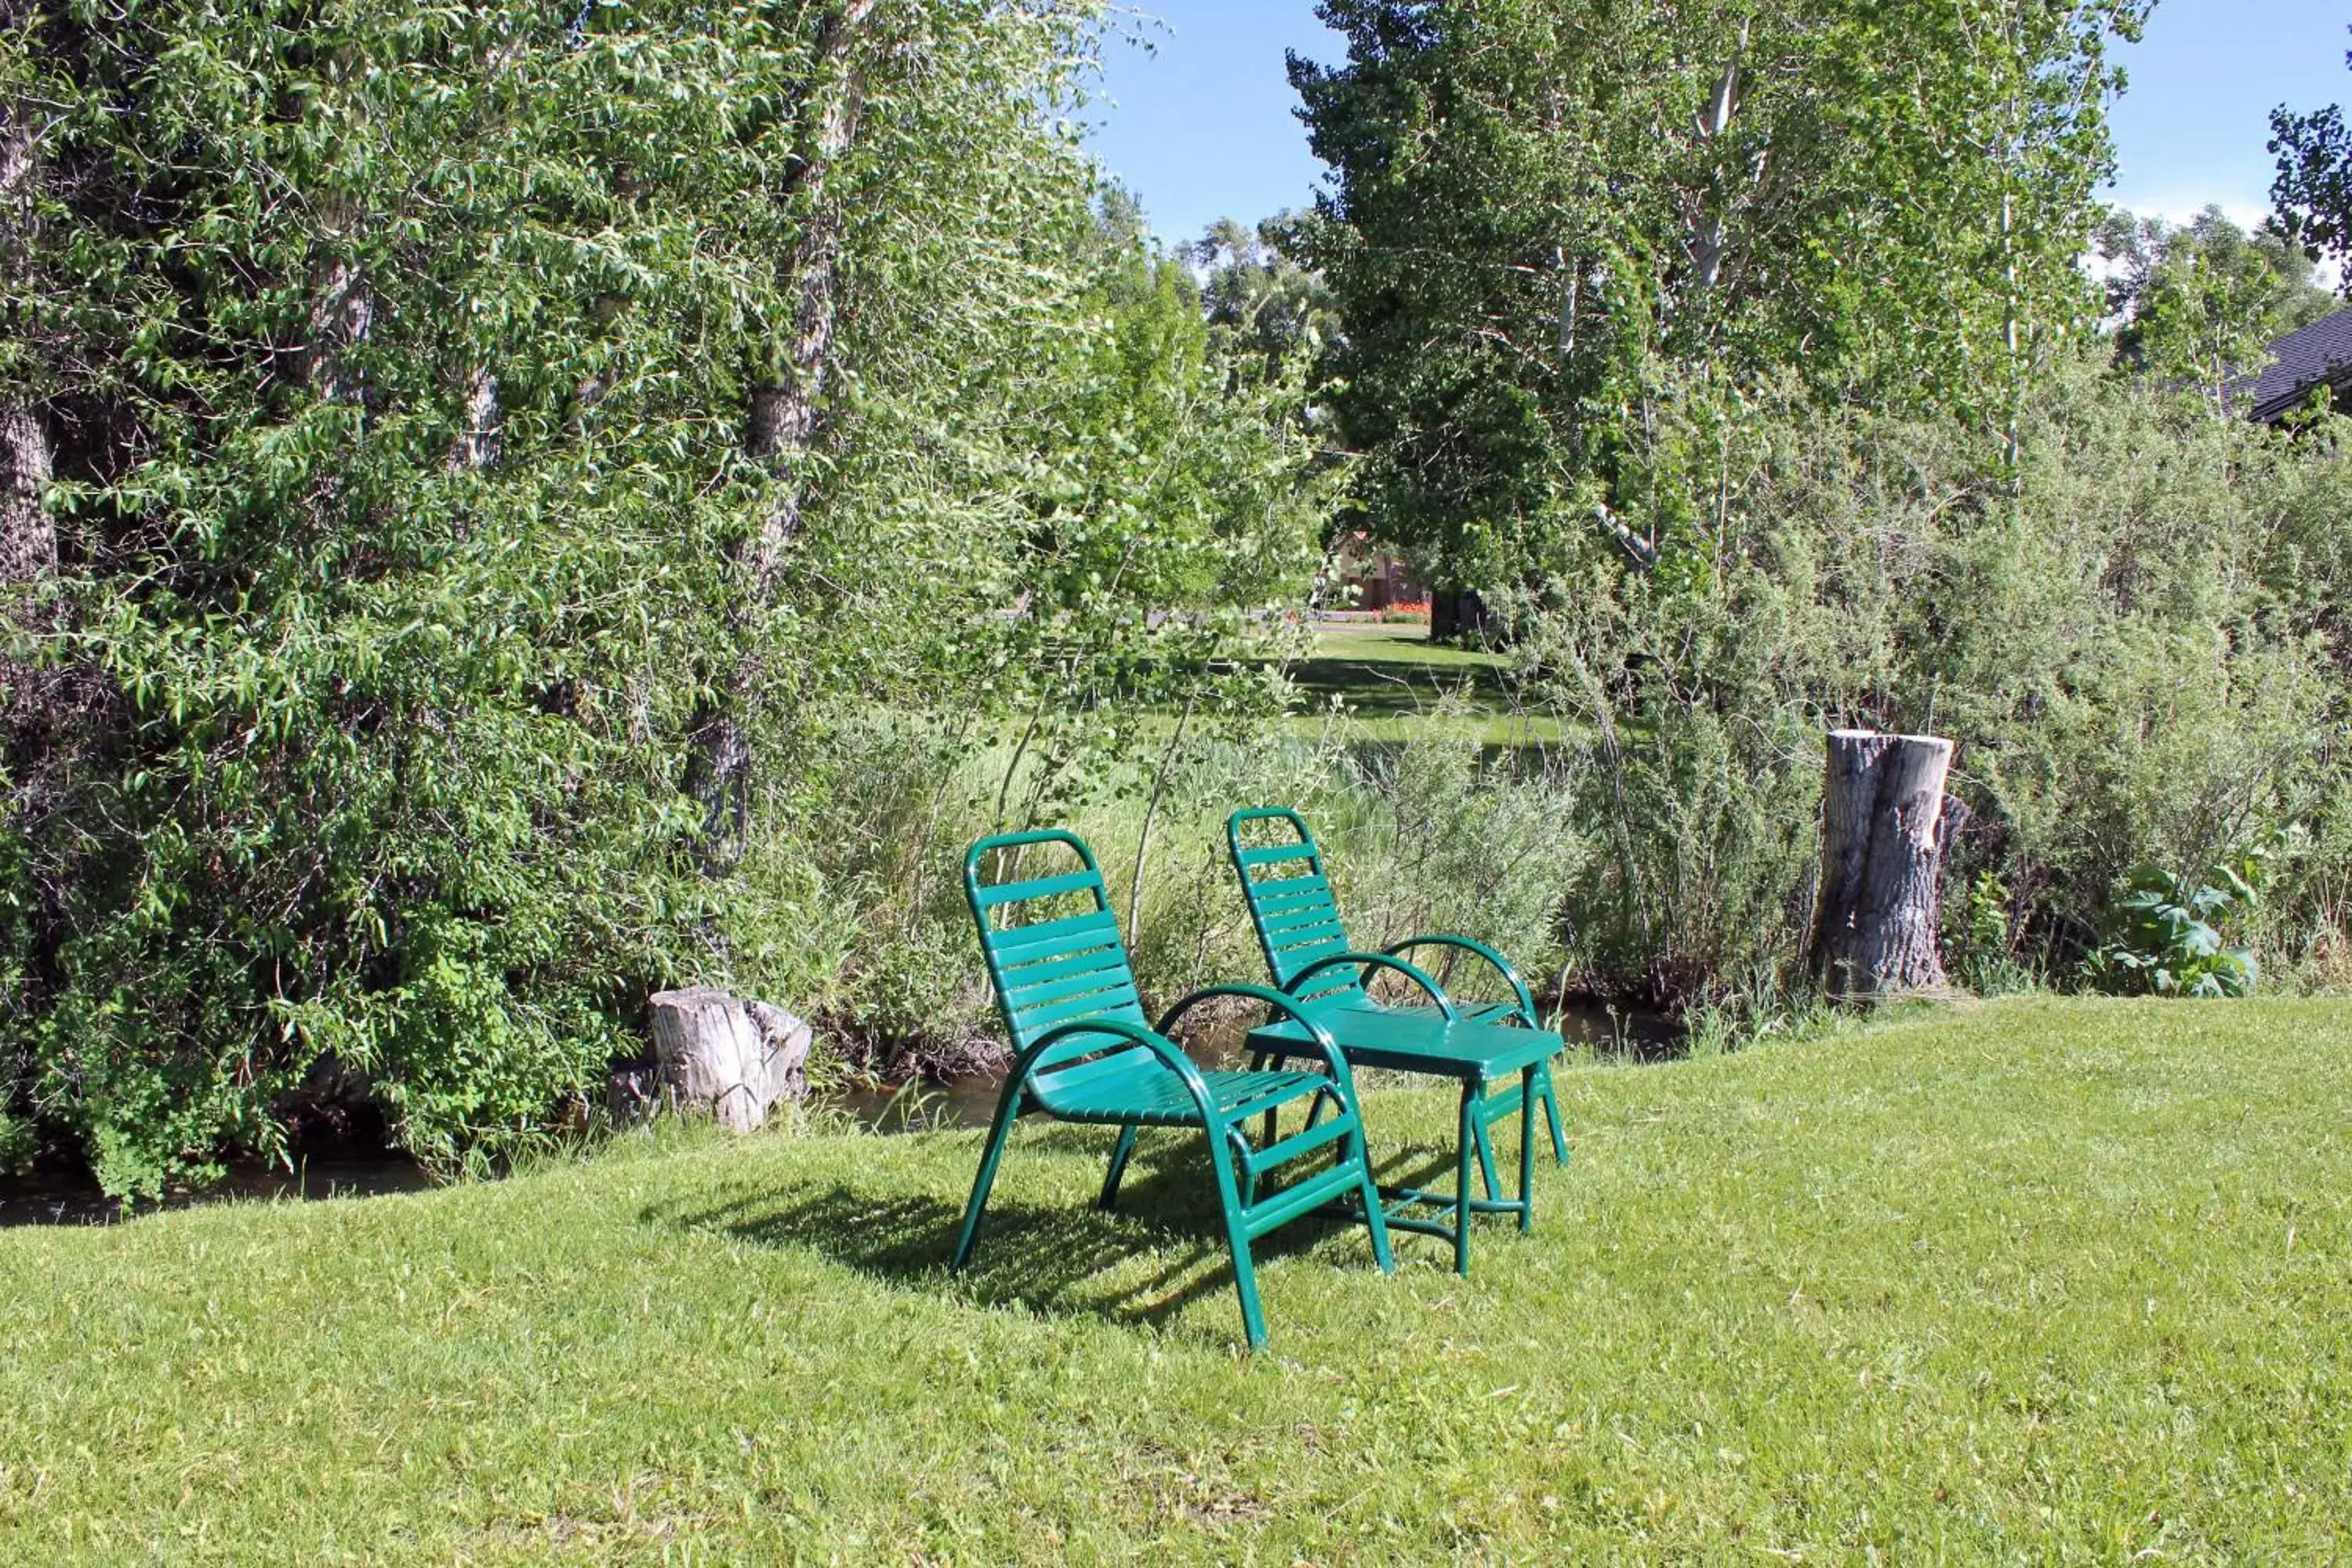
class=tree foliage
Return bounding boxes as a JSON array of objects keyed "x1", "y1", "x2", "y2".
[
  {"x1": 2097, "y1": 205, "x2": 2336, "y2": 402},
  {"x1": 1289, "y1": 0, "x2": 2146, "y2": 590},
  {"x1": 2272, "y1": 29, "x2": 2352, "y2": 284},
  {"x1": 0, "y1": 0, "x2": 1358, "y2": 1195}
]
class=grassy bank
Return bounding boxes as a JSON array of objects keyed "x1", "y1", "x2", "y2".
[{"x1": 5, "y1": 996, "x2": 2347, "y2": 1560}]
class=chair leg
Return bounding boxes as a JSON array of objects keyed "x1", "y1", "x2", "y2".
[
  {"x1": 1453, "y1": 1085, "x2": 1476, "y2": 1277},
  {"x1": 1097, "y1": 1122, "x2": 1140, "y2": 1210},
  {"x1": 1536, "y1": 1062, "x2": 1569, "y2": 1165},
  {"x1": 953, "y1": 1086, "x2": 1024, "y2": 1271},
  {"x1": 1470, "y1": 1112, "x2": 1502, "y2": 1200},
  {"x1": 1352, "y1": 1116, "x2": 1395, "y2": 1275},
  {"x1": 1518, "y1": 1065, "x2": 1537, "y2": 1233},
  {"x1": 1204, "y1": 1116, "x2": 1269, "y2": 1351},
  {"x1": 1254, "y1": 1051, "x2": 1283, "y2": 1148}
]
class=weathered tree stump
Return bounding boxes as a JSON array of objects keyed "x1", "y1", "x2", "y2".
[
  {"x1": 646, "y1": 987, "x2": 811, "y2": 1132},
  {"x1": 1807, "y1": 729, "x2": 1956, "y2": 999}
]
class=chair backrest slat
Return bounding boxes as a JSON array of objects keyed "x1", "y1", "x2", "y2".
[
  {"x1": 965, "y1": 831, "x2": 1155, "y2": 1082},
  {"x1": 985, "y1": 907, "x2": 1122, "y2": 965},
  {"x1": 1225, "y1": 807, "x2": 1365, "y2": 1004},
  {"x1": 1250, "y1": 873, "x2": 1334, "y2": 910},
  {"x1": 997, "y1": 948, "x2": 1137, "y2": 1007}
]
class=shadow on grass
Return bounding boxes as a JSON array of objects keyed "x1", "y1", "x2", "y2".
[
  {"x1": 1286, "y1": 655, "x2": 1514, "y2": 720},
  {"x1": 638, "y1": 1127, "x2": 1463, "y2": 1342}
]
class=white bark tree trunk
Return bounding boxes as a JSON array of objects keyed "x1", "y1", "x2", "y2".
[
  {"x1": 688, "y1": 0, "x2": 878, "y2": 872},
  {"x1": 2, "y1": 73, "x2": 49, "y2": 590},
  {"x1": 646, "y1": 987, "x2": 812, "y2": 1132},
  {"x1": 1808, "y1": 729, "x2": 1955, "y2": 999},
  {"x1": 0, "y1": 404, "x2": 49, "y2": 588}
]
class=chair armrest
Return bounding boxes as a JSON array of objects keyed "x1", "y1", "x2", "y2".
[
  {"x1": 1383, "y1": 935, "x2": 1536, "y2": 1025},
  {"x1": 1283, "y1": 951, "x2": 1460, "y2": 1022},
  {"x1": 1018, "y1": 1018, "x2": 1218, "y2": 1123},
  {"x1": 1156, "y1": 982, "x2": 1365, "y2": 1105}
]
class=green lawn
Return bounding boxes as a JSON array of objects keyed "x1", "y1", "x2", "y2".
[
  {"x1": 5, "y1": 997, "x2": 2348, "y2": 1560},
  {"x1": 1287, "y1": 622, "x2": 1563, "y2": 745}
]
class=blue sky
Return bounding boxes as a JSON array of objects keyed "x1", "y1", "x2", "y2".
[{"x1": 1083, "y1": 1, "x2": 2352, "y2": 246}]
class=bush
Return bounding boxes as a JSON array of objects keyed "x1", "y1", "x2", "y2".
[
  {"x1": 2087, "y1": 862, "x2": 2261, "y2": 999},
  {"x1": 1506, "y1": 353, "x2": 2352, "y2": 1005}
]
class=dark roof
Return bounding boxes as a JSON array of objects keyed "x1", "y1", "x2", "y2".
[{"x1": 2239, "y1": 306, "x2": 2352, "y2": 422}]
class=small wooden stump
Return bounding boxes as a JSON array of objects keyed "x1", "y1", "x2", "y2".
[
  {"x1": 646, "y1": 987, "x2": 811, "y2": 1132},
  {"x1": 1808, "y1": 729, "x2": 1956, "y2": 1000}
]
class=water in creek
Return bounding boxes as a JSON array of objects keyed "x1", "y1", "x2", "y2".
[
  {"x1": 1, "y1": 1003, "x2": 1676, "y2": 1222},
  {"x1": 830, "y1": 999, "x2": 1677, "y2": 1134}
]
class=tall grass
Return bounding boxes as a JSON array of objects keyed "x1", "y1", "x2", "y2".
[{"x1": 734, "y1": 705, "x2": 1586, "y2": 1078}]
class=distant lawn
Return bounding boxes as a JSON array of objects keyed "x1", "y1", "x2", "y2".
[
  {"x1": 1284, "y1": 621, "x2": 1563, "y2": 744},
  {"x1": 5, "y1": 996, "x2": 2347, "y2": 1559},
  {"x1": 1308, "y1": 621, "x2": 1510, "y2": 670}
]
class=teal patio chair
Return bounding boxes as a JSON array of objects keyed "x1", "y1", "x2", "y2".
[
  {"x1": 1225, "y1": 806, "x2": 1570, "y2": 1275},
  {"x1": 955, "y1": 829, "x2": 1393, "y2": 1351}
]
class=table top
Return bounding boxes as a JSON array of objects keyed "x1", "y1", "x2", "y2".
[{"x1": 1246, "y1": 1002, "x2": 1562, "y2": 1083}]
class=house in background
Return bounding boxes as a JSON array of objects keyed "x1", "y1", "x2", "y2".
[
  {"x1": 1328, "y1": 530, "x2": 1422, "y2": 611},
  {"x1": 2238, "y1": 307, "x2": 2352, "y2": 423}
]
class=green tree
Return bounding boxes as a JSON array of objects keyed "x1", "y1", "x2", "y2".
[
  {"x1": 1193, "y1": 213, "x2": 1337, "y2": 383},
  {"x1": 1288, "y1": 0, "x2": 2144, "y2": 593},
  {"x1": 0, "y1": 0, "x2": 1106, "y2": 1195},
  {"x1": 2272, "y1": 28, "x2": 2352, "y2": 282},
  {"x1": 2098, "y1": 205, "x2": 2335, "y2": 402}
]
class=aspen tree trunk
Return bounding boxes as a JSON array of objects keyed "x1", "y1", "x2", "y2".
[
  {"x1": 688, "y1": 0, "x2": 877, "y2": 869},
  {"x1": 1807, "y1": 729, "x2": 1956, "y2": 999},
  {"x1": 448, "y1": 365, "x2": 499, "y2": 473},
  {"x1": 3, "y1": 66, "x2": 56, "y2": 692},
  {"x1": 1, "y1": 68, "x2": 49, "y2": 590},
  {"x1": 0, "y1": 407, "x2": 47, "y2": 590},
  {"x1": 2, "y1": 54, "x2": 57, "y2": 1032}
]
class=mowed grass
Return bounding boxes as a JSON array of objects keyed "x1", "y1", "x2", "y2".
[
  {"x1": 5, "y1": 997, "x2": 2349, "y2": 1562},
  {"x1": 1287, "y1": 623, "x2": 1563, "y2": 746}
]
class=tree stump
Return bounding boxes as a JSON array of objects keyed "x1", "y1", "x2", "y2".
[
  {"x1": 1807, "y1": 729, "x2": 1956, "y2": 1000},
  {"x1": 646, "y1": 987, "x2": 812, "y2": 1132}
]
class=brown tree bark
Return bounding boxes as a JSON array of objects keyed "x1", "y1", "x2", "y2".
[{"x1": 1807, "y1": 728, "x2": 1955, "y2": 999}]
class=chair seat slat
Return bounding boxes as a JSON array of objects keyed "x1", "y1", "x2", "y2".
[
  {"x1": 1015, "y1": 985, "x2": 1146, "y2": 1041},
  {"x1": 1259, "y1": 902, "x2": 1347, "y2": 939},
  {"x1": 1248, "y1": 875, "x2": 1334, "y2": 909}
]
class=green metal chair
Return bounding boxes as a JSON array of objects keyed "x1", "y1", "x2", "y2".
[
  {"x1": 956, "y1": 828, "x2": 1393, "y2": 1351},
  {"x1": 1225, "y1": 805, "x2": 1570, "y2": 1275}
]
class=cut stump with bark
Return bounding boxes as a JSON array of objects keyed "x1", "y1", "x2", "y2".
[
  {"x1": 1808, "y1": 729, "x2": 1956, "y2": 1000},
  {"x1": 646, "y1": 987, "x2": 811, "y2": 1132}
]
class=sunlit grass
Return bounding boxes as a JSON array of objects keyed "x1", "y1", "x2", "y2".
[
  {"x1": 1277, "y1": 622, "x2": 1565, "y2": 743},
  {"x1": 4, "y1": 996, "x2": 2347, "y2": 1559}
]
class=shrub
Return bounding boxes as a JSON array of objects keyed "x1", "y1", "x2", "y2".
[
  {"x1": 1507, "y1": 352, "x2": 2352, "y2": 1005},
  {"x1": 2087, "y1": 862, "x2": 2261, "y2": 999}
]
